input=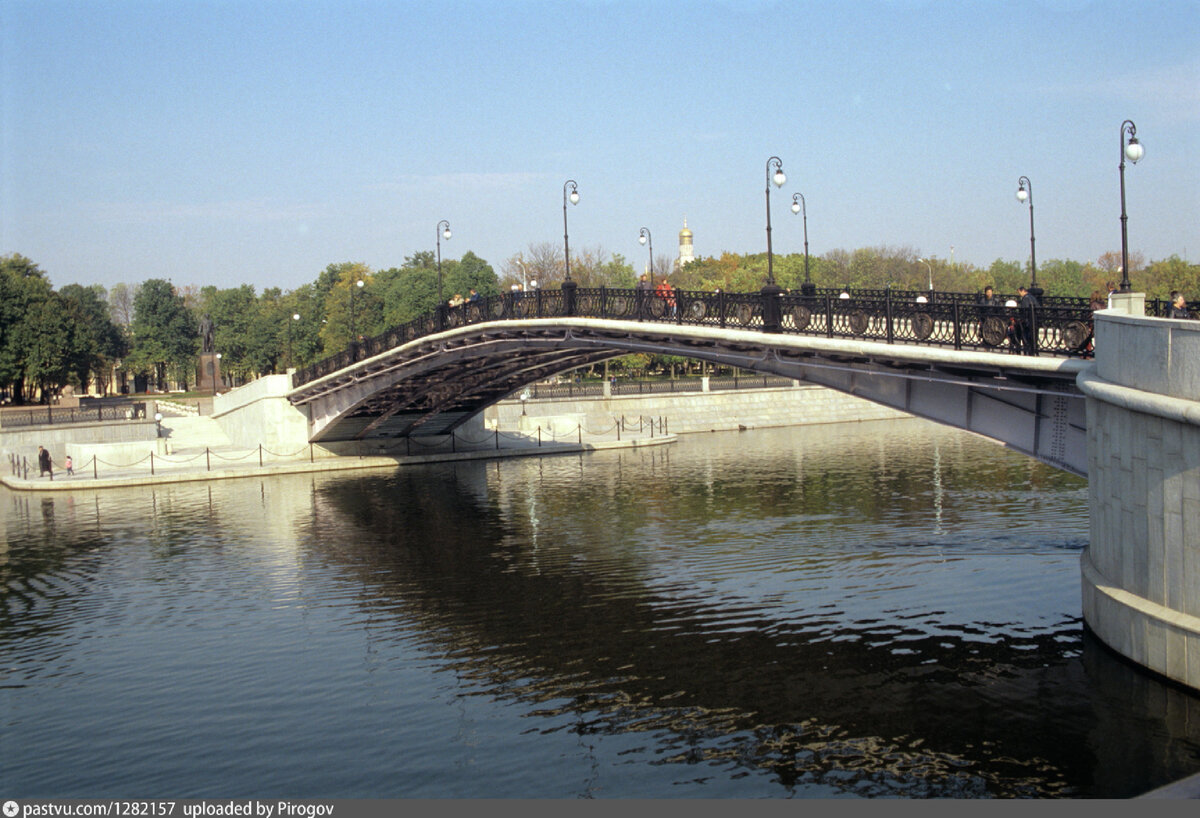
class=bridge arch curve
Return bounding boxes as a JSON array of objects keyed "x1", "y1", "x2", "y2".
[{"x1": 289, "y1": 317, "x2": 1089, "y2": 475}]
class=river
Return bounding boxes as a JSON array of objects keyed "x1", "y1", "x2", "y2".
[{"x1": 3, "y1": 418, "x2": 1199, "y2": 798}]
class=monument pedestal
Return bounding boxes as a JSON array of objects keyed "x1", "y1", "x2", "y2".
[{"x1": 198, "y1": 352, "x2": 222, "y2": 393}]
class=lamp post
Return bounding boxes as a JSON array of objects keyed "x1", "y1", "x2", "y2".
[
  {"x1": 436, "y1": 219, "x2": 451, "y2": 305},
  {"x1": 562, "y1": 180, "x2": 579, "y2": 282},
  {"x1": 638, "y1": 227, "x2": 653, "y2": 281},
  {"x1": 562, "y1": 180, "x2": 579, "y2": 314},
  {"x1": 1118, "y1": 119, "x2": 1143, "y2": 292},
  {"x1": 516, "y1": 257, "x2": 528, "y2": 291},
  {"x1": 349, "y1": 278, "x2": 364, "y2": 350},
  {"x1": 1015, "y1": 176, "x2": 1040, "y2": 296},
  {"x1": 919, "y1": 258, "x2": 933, "y2": 291},
  {"x1": 790, "y1": 192, "x2": 813, "y2": 295},
  {"x1": 287, "y1": 312, "x2": 299, "y2": 372},
  {"x1": 764, "y1": 157, "x2": 786, "y2": 286}
]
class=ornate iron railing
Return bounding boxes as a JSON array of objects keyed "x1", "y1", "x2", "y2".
[
  {"x1": 294, "y1": 287, "x2": 1106, "y2": 388},
  {"x1": 0, "y1": 401, "x2": 150, "y2": 428}
]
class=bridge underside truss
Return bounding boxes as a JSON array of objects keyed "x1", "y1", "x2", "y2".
[{"x1": 288, "y1": 318, "x2": 1089, "y2": 475}]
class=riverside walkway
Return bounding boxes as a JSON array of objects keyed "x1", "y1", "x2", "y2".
[{"x1": 2, "y1": 423, "x2": 675, "y2": 492}]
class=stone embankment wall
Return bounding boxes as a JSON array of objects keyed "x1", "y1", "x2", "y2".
[
  {"x1": 1, "y1": 414, "x2": 159, "y2": 470},
  {"x1": 1079, "y1": 309, "x2": 1200, "y2": 692},
  {"x1": 484, "y1": 380, "x2": 911, "y2": 435}
]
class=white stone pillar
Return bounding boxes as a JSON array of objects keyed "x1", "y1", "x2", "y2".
[{"x1": 1079, "y1": 311, "x2": 1200, "y2": 691}]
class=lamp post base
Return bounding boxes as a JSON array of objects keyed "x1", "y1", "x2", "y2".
[{"x1": 761, "y1": 282, "x2": 783, "y2": 333}]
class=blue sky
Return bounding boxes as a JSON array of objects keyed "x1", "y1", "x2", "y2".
[{"x1": 3, "y1": 0, "x2": 1198, "y2": 293}]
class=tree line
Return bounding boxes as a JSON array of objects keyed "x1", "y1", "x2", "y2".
[{"x1": 3, "y1": 244, "x2": 1195, "y2": 404}]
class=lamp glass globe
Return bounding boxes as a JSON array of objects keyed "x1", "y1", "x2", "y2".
[
  {"x1": 791, "y1": 201, "x2": 801, "y2": 213},
  {"x1": 1016, "y1": 188, "x2": 1028, "y2": 202},
  {"x1": 1125, "y1": 139, "x2": 1144, "y2": 163},
  {"x1": 569, "y1": 191, "x2": 579, "y2": 205},
  {"x1": 443, "y1": 228, "x2": 451, "y2": 240},
  {"x1": 773, "y1": 169, "x2": 786, "y2": 187},
  {"x1": 639, "y1": 234, "x2": 647, "y2": 245}
]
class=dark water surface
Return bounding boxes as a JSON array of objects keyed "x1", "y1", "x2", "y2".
[{"x1": 3, "y1": 419, "x2": 1199, "y2": 798}]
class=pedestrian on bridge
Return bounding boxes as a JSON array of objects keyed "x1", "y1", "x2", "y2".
[
  {"x1": 1014, "y1": 285, "x2": 1039, "y2": 356},
  {"x1": 1167, "y1": 291, "x2": 1193, "y2": 319},
  {"x1": 37, "y1": 445, "x2": 52, "y2": 479}
]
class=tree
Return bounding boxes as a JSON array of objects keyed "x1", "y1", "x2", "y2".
[
  {"x1": 108, "y1": 282, "x2": 137, "y2": 327},
  {"x1": 0, "y1": 254, "x2": 57, "y2": 402},
  {"x1": 379, "y1": 266, "x2": 438, "y2": 328},
  {"x1": 317, "y1": 262, "x2": 373, "y2": 352},
  {"x1": 443, "y1": 251, "x2": 500, "y2": 299},
  {"x1": 126, "y1": 279, "x2": 196, "y2": 391},
  {"x1": 59, "y1": 283, "x2": 126, "y2": 395}
]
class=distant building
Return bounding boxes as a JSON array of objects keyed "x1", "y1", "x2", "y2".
[{"x1": 677, "y1": 217, "x2": 694, "y2": 270}]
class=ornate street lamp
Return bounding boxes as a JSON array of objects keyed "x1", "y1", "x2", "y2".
[
  {"x1": 790, "y1": 192, "x2": 813, "y2": 295},
  {"x1": 1118, "y1": 120, "x2": 1143, "y2": 292},
  {"x1": 1015, "y1": 176, "x2": 1040, "y2": 296},
  {"x1": 287, "y1": 312, "x2": 300, "y2": 371},
  {"x1": 349, "y1": 278, "x2": 364, "y2": 346},
  {"x1": 562, "y1": 180, "x2": 579, "y2": 282},
  {"x1": 764, "y1": 157, "x2": 786, "y2": 286},
  {"x1": 436, "y1": 219, "x2": 451, "y2": 305},
  {"x1": 638, "y1": 227, "x2": 653, "y2": 281},
  {"x1": 515, "y1": 257, "x2": 528, "y2": 291},
  {"x1": 562, "y1": 180, "x2": 580, "y2": 315}
]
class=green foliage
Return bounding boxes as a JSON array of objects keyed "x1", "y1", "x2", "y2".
[
  {"x1": 126, "y1": 279, "x2": 196, "y2": 388},
  {"x1": 58, "y1": 283, "x2": 127, "y2": 393},
  {"x1": 443, "y1": 251, "x2": 500, "y2": 301}
]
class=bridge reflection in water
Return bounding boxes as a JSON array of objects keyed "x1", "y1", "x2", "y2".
[{"x1": 8, "y1": 421, "x2": 1196, "y2": 797}]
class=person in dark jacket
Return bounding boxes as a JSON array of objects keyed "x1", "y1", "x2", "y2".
[
  {"x1": 37, "y1": 445, "x2": 53, "y2": 478},
  {"x1": 1167, "y1": 291, "x2": 1193, "y2": 319},
  {"x1": 1014, "y1": 285, "x2": 1039, "y2": 356}
]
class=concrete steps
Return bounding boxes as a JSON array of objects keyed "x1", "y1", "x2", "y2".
[{"x1": 159, "y1": 415, "x2": 232, "y2": 453}]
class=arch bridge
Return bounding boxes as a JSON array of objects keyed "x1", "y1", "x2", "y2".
[{"x1": 289, "y1": 286, "x2": 1096, "y2": 476}]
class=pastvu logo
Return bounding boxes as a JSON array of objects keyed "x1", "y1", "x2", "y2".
[{"x1": 3, "y1": 801, "x2": 19, "y2": 818}]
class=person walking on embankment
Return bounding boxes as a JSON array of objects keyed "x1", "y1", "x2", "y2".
[{"x1": 37, "y1": 445, "x2": 53, "y2": 479}]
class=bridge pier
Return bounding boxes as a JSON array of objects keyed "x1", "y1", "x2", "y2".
[{"x1": 1079, "y1": 307, "x2": 1200, "y2": 692}]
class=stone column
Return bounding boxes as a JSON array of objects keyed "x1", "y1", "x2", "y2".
[{"x1": 1078, "y1": 308, "x2": 1200, "y2": 691}]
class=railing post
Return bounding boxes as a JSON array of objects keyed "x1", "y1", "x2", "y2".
[
  {"x1": 92, "y1": 455, "x2": 97, "y2": 479},
  {"x1": 719, "y1": 291, "x2": 727, "y2": 328},
  {"x1": 206, "y1": 447, "x2": 211, "y2": 471},
  {"x1": 259, "y1": 444, "x2": 263, "y2": 466},
  {"x1": 577, "y1": 424, "x2": 582, "y2": 444},
  {"x1": 537, "y1": 426, "x2": 542, "y2": 447},
  {"x1": 953, "y1": 302, "x2": 962, "y2": 350},
  {"x1": 562, "y1": 279, "x2": 577, "y2": 316},
  {"x1": 451, "y1": 431, "x2": 456, "y2": 453},
  {"x1": 886, "y1": 289, "x2": 895, "y2": 344},
  {"x1": 310, "y1": 443, "x2": 314, "y2": 462},
  {"x1": 495, "y1": 429, "x2": 499, "y2": 450},
  {"x1": 150, "y1": 452, "x2": 155, "y2": 475},
  {"x1": 825, "y1": 296, "x2": 835, "y2": 338}
]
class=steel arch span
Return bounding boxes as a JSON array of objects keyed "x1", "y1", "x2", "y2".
[{"x1": 287, "y1": 317, "x2": 1090, "y2": 476}]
